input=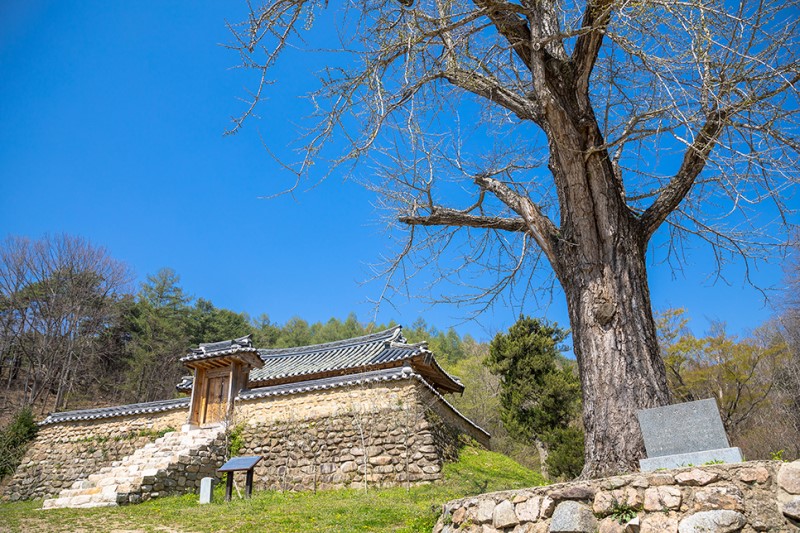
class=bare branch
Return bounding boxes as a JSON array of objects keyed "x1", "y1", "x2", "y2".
[
  {"x1": 472, "y1": 0, "x2": 535, "y2": 71},
  {"x1": 473, "y1": 174, "x2": 559, "y2": 263},
  {"x1": 572, "y1": 0, "x2": 614, "y2": 95},
  {"x1": 400, "y1": 209, "x2": 527, "y2": 233},
  {"x1": 639, "y1": 110, "x2": 729, "y2": 239},
  {"x1": 444, "y1": 68, "x2": 541, "y2": 123}
]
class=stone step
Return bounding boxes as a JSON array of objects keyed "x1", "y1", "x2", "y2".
[{"x1": 42, "y1": 426, "x2": 225, "y2": 510}]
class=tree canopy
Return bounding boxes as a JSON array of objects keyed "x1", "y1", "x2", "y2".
[{"x1": 228, "y1": 0, "x2": 799, "y2": 476}]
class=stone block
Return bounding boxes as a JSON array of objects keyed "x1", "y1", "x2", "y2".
[
  {"x1": 540, "y1": 496, "x2": 556, "y2": 518},
  {"x1": 493, "y1": 500, "x2": 519, "y2": 529},
  {"x1": 778, "y1": 461, "x2": 800, "y2": 495},
  {"x1": 476, "y1": 499, "x2": 496, "y2": 523},
  {"x1": 594, "y1": 487, "x2": 640, "y2": 515},
  {"x1": 452, "y1": 506, "x2": 467, "y2": 526},
  {"x1": 737, "y1": 466, "x2": 770, "y2": 485},
  {"x1": 550, "y1": 485, "x2": 595, "y2": 502},
  {"x1": 199, "y1": 477, "x2": 214, "y2": 504},
  {"x1": 549, "y1": 501, "x2": 597, "y2": 533},
  {"x1": 516, "y1": 496, "x2": 541, "y2": 521},
  {"x1": 677, "y1": 510, "x2": 745, "y2": 533},
  {"x1": 603, "y1": 477, "x2": 627, "y2": 490},
  {"x1": 782, "y1": 497, "x2": 800, "y2": 522},
  {"x1": 640, "y1": 513, "x2": 679, "y2": 533},
  {"x1": 675, "y1": 469, "x2": 719, "y2": 486},
  {"x1": 643, "y1": 486, "x2": 682, "y2": 511},
  {"x1": 597, "y1": 517, "x2": 626, "y2": 533},
  {"x1": 692, "y1": 486, "x2": 743, "y2": 512},
  {"x1": 70, "y1": 495, "x2": 92, "y2": 506}
]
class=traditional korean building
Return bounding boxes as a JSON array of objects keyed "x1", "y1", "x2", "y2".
[{"x1": 3, "y1": 326, "x2": 489, "y2": 507}]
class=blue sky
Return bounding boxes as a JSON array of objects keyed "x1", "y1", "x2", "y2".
[{"x1": 0, "y1": 1, "x2": 796, "y2": 344}]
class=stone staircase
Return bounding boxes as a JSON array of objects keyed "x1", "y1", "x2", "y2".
[{"x1": 42, "y1": 425, "x2": 226, "y2": 509}]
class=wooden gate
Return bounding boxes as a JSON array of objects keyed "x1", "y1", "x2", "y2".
[
  {"x1": 202, "y1": 372, "x2": 230, "y2": 424},
  {"x1": 185, "y1": 347, "x2": 260, "y2": 427}
]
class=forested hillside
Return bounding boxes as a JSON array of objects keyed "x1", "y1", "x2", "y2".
[{"x1": 1, "y1": 234, "x2": 799, "y2": 477}]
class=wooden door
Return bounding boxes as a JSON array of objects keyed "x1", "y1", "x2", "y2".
[{"x1": 203, "y1": 374, "x2": 229, "y2": 424}]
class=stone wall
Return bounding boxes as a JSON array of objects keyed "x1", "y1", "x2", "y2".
[
  {"x1": 435, "y1": 460, "x2": 800, "y2": 532},
  {"x1": 2, "y1": 408, "x2": 187, "y2": 502},
  {"x1": 232, "y1": 377, "x2": 488, "y2": 491}
]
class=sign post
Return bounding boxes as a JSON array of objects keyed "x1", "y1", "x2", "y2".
[{"x1": 217, "y1": 456, "x2": 263, "y2": 501}]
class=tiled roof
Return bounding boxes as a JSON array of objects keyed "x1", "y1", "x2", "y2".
[
  {"x1": 249, "y1": 326, "x2": 420, "y2": 383},
  {"x1": 179, "y1": 334, "x2": 260, "y2": 364},
  {"x1": 176, "y1": 375, "x2": 194, "y2": 392},
  {"x1": 39, "y1": 398, "x2": 189, "y2": 426},
  {"x1": 175, "y1": 326, "x2": 463, "y2": 393}
]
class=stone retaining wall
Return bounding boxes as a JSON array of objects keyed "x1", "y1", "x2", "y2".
[
  {"x1": 435, "y1": 460, "x2": 800, "y2": 532},
  {"x1": 232, "y1": 378, "x2": 488, "y2": 491},
  {"x1": 2, "y1": 409, "x2": 187, "y2": 501}
]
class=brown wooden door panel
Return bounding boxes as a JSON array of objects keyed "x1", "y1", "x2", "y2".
[{"x1": 203, "y1": 375, "x2": 229, "y2": 424}]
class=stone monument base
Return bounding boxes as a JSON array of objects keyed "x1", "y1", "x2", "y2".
[{"x1": 640, "y1": 447, "x2": 742, "y2": 471}]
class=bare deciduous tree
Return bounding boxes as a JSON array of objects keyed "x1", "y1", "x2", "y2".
[
  {"x1": 228, "y1": 0, "x2": 799, "y2": 476},
  {"x1": 0, "y1": 235, "x2": 130, "y2": 412}
]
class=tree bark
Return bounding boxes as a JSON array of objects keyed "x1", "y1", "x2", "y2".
[
  {"x1": 535, "y1": 438, "x2": 549, "y2": 480},
  {"x1": 554, "y1": 224, "x2": 671, "y2": 478}
]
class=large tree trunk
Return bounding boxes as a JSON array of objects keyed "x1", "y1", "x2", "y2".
[
  {"x1": 527, "y1": 31, "x2": 674, "y2": 475},
  {"x1": 556, "y1": 229, "x2": 671, "y2": 478}
]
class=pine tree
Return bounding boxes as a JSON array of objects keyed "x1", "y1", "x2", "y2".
[{"x1": 486, "y1": 316, "x2": 583, "y2": 479}]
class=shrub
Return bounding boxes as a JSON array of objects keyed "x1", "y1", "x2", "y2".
[
  {"x1": 0, "y1": 408, "x2": 39, "y2": 479},
  {"x1": 227, "y1": 424, "x2": 245, "y2": 458},
  {"x1": 542, "y1": 426, "x2": 585, "y2": 480}
]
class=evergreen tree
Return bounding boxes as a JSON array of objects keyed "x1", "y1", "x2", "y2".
[
  {"x1": 187, "y1": 298, "x2": 252, "y2": 345},
  {"x1": 485, "y1": 316, "x2": 583, "y2": 479},
  {"x1": 251, "y1": 314, "x2": 280, "y2": 347},
  {"x1": 122, "y1": 269, "x2": 191, "y2": 403}
]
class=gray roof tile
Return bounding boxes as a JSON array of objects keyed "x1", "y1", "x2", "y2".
[
  {"x1": 238, "y1": 366, "x2": 414, "y2": 400},
  {"x1": 249, "y1": 326, "x2": 421, "y2": 383},
  {"x1": 180, "y1": 334, "x2": 260, "y2": 364},
  {"x1": 39, "y1": 397, "x2": 189, "y2": 426},
  {"x1": 174, "y1": 326, "x2": 462, "y2": 393}
]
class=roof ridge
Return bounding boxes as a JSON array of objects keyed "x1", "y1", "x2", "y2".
[{"x1": 257, "y1": 325, "x2": 403, "y2": 358}]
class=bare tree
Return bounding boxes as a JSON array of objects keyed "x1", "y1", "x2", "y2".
[
  {"x1": 228, "y1": 0, "x2": 799, "y2": 476},
  {"x1": 0, "y1": 235, "x2": 130, "y2": 412}
]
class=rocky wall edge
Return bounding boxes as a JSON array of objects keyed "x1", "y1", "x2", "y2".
[{"x1": 435, "y1": 460, "x2": 800, "y2": 533}]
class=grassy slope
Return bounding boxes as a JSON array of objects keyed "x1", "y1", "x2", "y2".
[{"x1": 0, "y1": 446, "x2": 544, "y2": 533}]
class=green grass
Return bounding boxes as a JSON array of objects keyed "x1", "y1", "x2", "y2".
[{"x1": 0, "y1": 446, "x2": 544, "y2": 533}]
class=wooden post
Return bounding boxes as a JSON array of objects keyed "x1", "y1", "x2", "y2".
[
  {"x1": 245, "y1": 468, "x2": 254, "y2": 498},
  {"x1": 225, "y1": 472, "x2": 234, "y2": 502}
]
